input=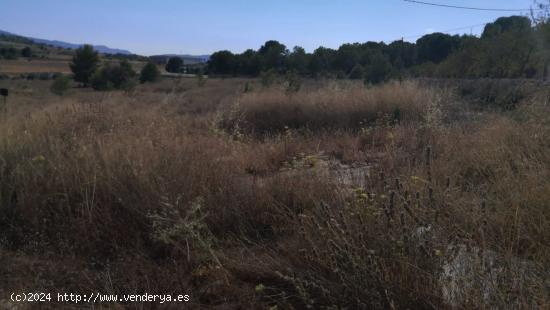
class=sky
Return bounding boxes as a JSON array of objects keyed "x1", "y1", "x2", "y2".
[{"x1": 0, "y1": 0, "x2": 539, "y2": 56}]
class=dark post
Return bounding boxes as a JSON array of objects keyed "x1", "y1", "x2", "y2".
[{"x1": 0, "y1": 88, "x2": 8, "y2": 106}]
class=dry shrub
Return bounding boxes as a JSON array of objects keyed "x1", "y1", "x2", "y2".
[{"x1": 240, "y1": 113, "x2": 550, "y2": 308}]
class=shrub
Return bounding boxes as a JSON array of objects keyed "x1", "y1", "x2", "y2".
[
  {"x1": 196, "y1": 72, "x2": 206, "y2": 87},
  {"x1": 38, "y1": 72, "x2": 51, "y2": 80},
  {"x1": 25, "y1": 73, "x2": 37, "y2": 80},
  {"x1": 348, "y1": 64, "x2": 365, "y2": 79},
  {"x1": 90, "y1": 67, "x2": 113, "y2": 91},
  {"x1": 284, "y1": 70, "x2": 302, "y2": 93},
  {"x1": 0, "y1": 47, "x2": 18, "y2": 59},
  {"x1": 21, "y1": 46, "x2": 32, "y2": 58},
  {"x1": 139, "y1": 62, "x2": 160, "y2": 83},
  {"x1": 165, "y1": 57, "x2": 183, "y2": 73},
  {"x1": 50, "y1": 75, "x2": 71, "y2": 95},
  {"x1": 243, "y1": 81, "x2": 252, "y2": 93},
  {"x1": 260, "y1": 69, "x2": 277, "y2": 87},
  {"x1": 91, "y1": 60, "x2": 136, "y2": 91},
  {"x1": 456, "y1": 78, "x2": 527, "y2": 110}
]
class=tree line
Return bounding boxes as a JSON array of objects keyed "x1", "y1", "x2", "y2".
[
  {"x1": 61, "y1": 45, "x2": 160, "y2": 94},
  {"x1": 207, "y1": 16, "x2": 550, "y2": 82},
  {"x1": 0, "y1": 46, "x2": 32, "y2": 59}
]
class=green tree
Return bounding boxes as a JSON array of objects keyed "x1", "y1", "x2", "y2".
[
  {"x1": 482, "y1": 16, "x2": 532, "y2": 39},
  {"x1": 364, "y1": 53, "x2": 392, "y2": 84},
  {"x1": 90, "y1": 60, "x2": 136, "y2": 91},
  {"x1": 70, "y1": 44, "x2": 99, "y2": 86},
  {"x1": 236, "y1": 49, "x2": 261, "y2": 76},
  {"x1": 258, "y1": 40, "x2": 288, "y2": 72},
  {"x1": 109, "y1": 60, "x2": 136, "y2": 88},
  {"x1": 478, "y1": 19, "x2": 536, "y2": 78},
  {"x1": 386, "y1": 40, "x2": 418, "y2": 68},
  {"x1": 348, "y1": 64, "x2": 365, "y2": 79},
  {"x1": 90, "y1": 66, "x2": 113, "y2": 91},
  {"x1": 140, "y1": 62, "x2": 160, "y2": 83},
  {"x1": 0, "y1": 47, "x2": 19, "y2": 59},
  {"x1": 333, "y1": 43, "x2": 361, "y2": 74},
  {"x1": 308, "y1": 47, "x2": 335, "y2": 77},
  {"x1": 21, "y1": 47, "x2": 32, "y2": 58},
  {"x1": 416, "y1": 33, "x2": 460, "y2": 64},
  {"x1": 208, "y1": 50, "x2": 236, "y2": 75},
  {"x1": 165, "y1": 57, "x2": 183, "y2": 73},
  {"x1": 287, "y1": 46, "x2": 309, "y2": 75}
]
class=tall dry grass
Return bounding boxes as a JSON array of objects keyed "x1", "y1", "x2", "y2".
[
  {"x1": 0, "y1": 78, "x2": 548, "y2": 308},
  {"x1": 222, "y1": 80, "x2": 449, "y2": 135}
]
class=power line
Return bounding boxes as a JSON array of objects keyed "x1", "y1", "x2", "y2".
[
  {"x1": 399, "y1": 22, "x2": 489, "y2": 41},
  {"x1": 403, "y1": 0, "x2": 544, "y2": 12}
]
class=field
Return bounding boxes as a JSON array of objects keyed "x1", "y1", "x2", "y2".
[
  {"x1": 0, "y1": 76, "x2": 549, "y2": 309},
  {"x1": 0, "y1": 58, "x2": 72, "y2": 74},
  {"x1": 0, "y1": 58, "x2": 150, "y2": 76}
]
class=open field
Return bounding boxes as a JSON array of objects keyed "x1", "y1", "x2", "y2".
[
  {"x1": 0, "y1": 58, "x2": 151, "y2": 75},
  {"x1": 0, "y1": 77, "x2": 549, "y2": 308},
  {"x1": 0, "y1": 58, "x2": 72, "y2": 73}
]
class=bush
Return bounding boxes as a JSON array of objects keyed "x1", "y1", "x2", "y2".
[
  {"x1": 456, "y1": 79, "x2": 527, "y2": 110},
  {"x1": 90, "y1": 68, "x2": 113, "y2": 91},
  {"x1": 50, "y1": 75, "x2": 71, "y2": 96},
  {"x1": 284, "y1": 70, "x2": 301, "y2": 93},
  {"x1": 91, "y1": 60, "x2": 136, "y2": 91},
  {"x1": 196, "y1": 72, "x2": 206, "y2": 87},
  {"x1": 38, "y1": 72, "x2": 52, "y2": 80},
  {"x1": 139, "y1": 62, "x2": 160, "y2": 83},
  {"x1": 0, "y1": 47, "x2": 18, "y2": 59},
  {"x1": 25, "y1": 73, "x2": 37, "y2": 80},
  {"x1": 165, "y1": 57, "x2": 183, "y2": 73},
  {"x1": 260, "y1": 69, "x2": 277, "y2": 87},
  {"x1": 111, "y1": 60, "x2": 136, "y2": 89},
  {"x1": 21, "y1": 46, "x2": 32, "y2": 58},
  {"x1": 243, "y1": 81, "x2": 252, "y2": 93}
]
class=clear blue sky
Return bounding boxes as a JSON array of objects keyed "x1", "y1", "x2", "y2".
[{"x1": 0, "y1": 0, "x2": 537, "y2": 56}]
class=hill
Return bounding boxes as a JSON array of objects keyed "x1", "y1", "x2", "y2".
[{"x1": 0, "y1": 29, "x2": 132, "y2": 55}]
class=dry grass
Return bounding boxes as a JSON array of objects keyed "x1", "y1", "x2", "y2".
[
  {"x1": 0, "y1": 57, "x2": 148, "y2": 75},
  {"x1": 0, "y1": 77, "x2": 548, "y2": 308},
  {"x1": 222, "y1": 81, "x2": 460, "y2": 135},
  {"x1": 0, "y1": 58, "x2": 71, "y2": 73},
  {"x1": 221, "y1": 80, "x2": 449, "y2": 135}
]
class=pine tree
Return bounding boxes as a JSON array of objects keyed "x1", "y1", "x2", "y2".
[{"x1": 70, "y1": 45, "x2": 99, "y2": 86}]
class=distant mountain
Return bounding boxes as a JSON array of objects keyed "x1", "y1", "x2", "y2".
[
  {"x1": 150, "y1": 54, "x2": 210, "y2": 65},
  {"x1": 0, "y1": 29, "x2": 132, "y2": 55}
]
